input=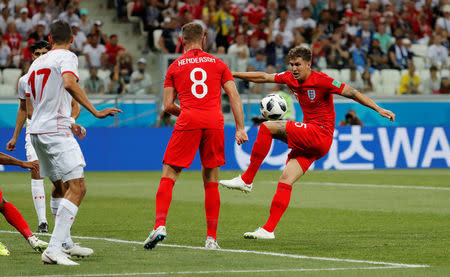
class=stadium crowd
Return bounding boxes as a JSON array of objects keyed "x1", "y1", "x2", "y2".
[
  {"x1": 0, "y1": 0, "x2": 448, "y2": 95},
  {"x1": 121, "y1": 0, "x2": 449, "y2": 94}
]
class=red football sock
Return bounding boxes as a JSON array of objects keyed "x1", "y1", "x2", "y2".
[
  {"x1": 154, "y1": 177, "x2": 175, "y2": 229},
  {"x1": 241, "y1": 124, "x2": 273, "y2": 184},
  {"x1": 204, "y1": 182, "x2": 220, "y2": 240},
  {"x1": 2, "y1": 202, "x2": 33, "y2": 239},
  {"x1": 263, "y1": 182, "x2": 292, "y2": 233}
]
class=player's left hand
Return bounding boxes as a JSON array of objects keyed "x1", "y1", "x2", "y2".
[
  {"x1": 95, "y1": 108, "x2": 123, "y2": 119},
  {"x1": 6, "y1": 138, "x2": 17, "y2": 151},
  {"x1": 379, "y1": 109, "x2": 396, "y2": 122},
  {"x1": 21, "y1": 161, "x2": 38, "y2": 170},
  {"x1": 71, "y1": 123, "x2": 87, "y2": 140},
  {"x1": 235, "y1": 129, "x2": 249, "y2": 145}
]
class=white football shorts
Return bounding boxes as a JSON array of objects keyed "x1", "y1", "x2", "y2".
[
  {"x1": 25, "y1": 133, "x2": 38, "y2": 162},
  {"x1": 30, "y1": 132, "x2": 86, "y2": 182}
]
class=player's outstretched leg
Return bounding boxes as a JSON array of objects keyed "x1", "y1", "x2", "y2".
[
  {"x1": 0, "y1": 195, "x2": 48, "y2": 252},
  {"x1": 221, "y1": 122, "x2": 287, "y2": 192},
  {"x1": 244, "y1": 159, "x2": 302, "y2": 239},
  {"x1": 30, "y1": 162, "x2": 48, "y2": 233},
  {"x1": 203, "y1": 167, "x2": 221, "y2": 249}
]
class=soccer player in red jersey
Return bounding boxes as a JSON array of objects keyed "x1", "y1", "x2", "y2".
[
  {"x1": 143, "y1": 22, "x2": 248, "y2": 250},
  {"x1": 0, "y1": 152, "x2": 48, "y2": 256},
  {"x1": 220, "y1": 46, "x2": 396, "y2": 239}
]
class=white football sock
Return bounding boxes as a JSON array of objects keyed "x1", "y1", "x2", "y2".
[
  {"x1": 31, "y1": 179, "x2": 47, "y2": 224},
  {"x1": 48, "y1": 199, "x2": 78, "y2": 252},
  {"x1": 50, "y1": 197, "x2": 62, "y2": 218}
]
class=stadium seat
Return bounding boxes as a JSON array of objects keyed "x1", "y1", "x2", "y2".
[
  {"x1": 2, "y1": 69, "x2": 22, "y2": 86},
  {"x1": 410, "y1": 44, "x2": 428, "y2": 57},
  {"x1": 127, "y1": 2, "x2": 144, "y2": 36},
  {"x1": 321, "y1": 69, "x2": 340, "y2": 80},
  {"x1": 339, "y1": 69, "x2": 350, "y2": 83},
  {"x1": 380, "y1": 69, "x2": 401, "y2": 95},
  {"x1": 78, "y1": 55, "x2": 86, "y2": 69},
  {"x1": 441, "y1": 69, "x2": 449, "y2": 77},
  {"x1": 418, "y1": 69, "x2": 430, "y2": 81},
  {"x1": 413, "y1": 56, "x2": 426, "y2": 70},
  {"x1": 153, "y1": 29, "x2": 163, "y2": 50},
  {"x1": 0, "y1": 84, "x2": 16, "y2": 97},
  {"x1": 371, "y1": 70, "x2": 383, "y2": 93},
  {"x1": 97, "y1": 69, "x2": 111, "y2": 81},
  {"x1": 79, "y1": 69, "x2": 89, "y2": 83}
]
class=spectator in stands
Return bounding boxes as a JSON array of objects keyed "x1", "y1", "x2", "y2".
[
  {"x1": 286, "y1": 0, "x2": 301, "y2": 23},
  {"x1": 422, "y1": 66, "x2": 441, "y2": 94},
  {"x1": 15, "y1": 8, "x2": 32, "y2": 40},
  {"x1": 295, "y1": 7, "x2": 316, "y2": 43},
  {"x1": 368, "y1": 38, "x2": 389, "y2": 70},
  {"x1": 228, "y1": 32, "x2": 249, "y2": 68},
  {"x1": 272, "y1": 18, "x2": 294, "y2": 48},
  {"x1": 213, "y1": 0, "x2": 234, "y2": 50},
  {"x1": 84, "y1": 67, "x2": 105, "y2": 94},
  {"x1": 129, "y1": 58, "x2": 152, "y2": 95},
  {"x1": 388, "y1": 37, "x2": 412, "y2": 70},
  {"x1": 248, "y1": 35, "x2": 262, "y2": 58},
  {"x1": 373, "y1": 23, "x2": 391, "y2": 54},
  {"x1": 413, "y1": 10, "x2": 432, "y2": 44},
  {"x1": 162, "y1": 0, "x2": 179, "y2": 23},
  {"x1": 273, "y1": 7, "x2": 295, "y2": 34},
  {"x1": 105, "y1": 69, "x2": 126, "y2": 94},
  {"x1": 0, "y1": 0, "x2": 15, "y2": 18},
  {"x1": 339, "y1": 109, "x2": 363, "y2": 126},
  {"x1": 356, "y1": 20, "x2": 373, "y2": 53},
  {"x1": 71, "y1": 22, "x2": 87, "y2": 56},
  {"x1": 266, "y1": 31, "x2": 289, "y2": 72},
  {"x1": 310, "y1": 0, "x2": 324, "y2": 22},
  {"x1": 346, "y1": 15, "x2": 359, "y2": 38},
  {"x1": 249, "y1": 49, "x2": 267, "y2": 72},
  {"x1": 116, "y1": 51, "x2": 133, "y2": 83},
  {"x1": 158, "y1": 17, "x2": 180, "y2": 54},
  {"x1": 83, "y1": 34, "x2": 106, "y2": 69},
  {"x1": 439, "y1": 74, "x2": 450, "y2": 94},
  {"x1": 31, "y1": 2, "x2": 51, "y2": 33},
  {"x1": 318, "y1": 9, "x2": 337, "y2": 35},
  {"x1": 427, "y1": 35, "x2": 448, "y2": 70},
  {"x1": 398, "y1": 61, "x2": 421, "y2": 94},
  {"x1": 46, "y1": 0, "x2": 60, "y2": 21},
  {"x1": 91, "y1": 20, "x2": 107, "y2": 45},
  {"x1": 178, "y1": 0, "x2": 201, "y2": 20},
  {"x1": 361, "y1": 69, "x2": 373, "y2": 93},
  {"x1": 435, "y1": 5, "x2": 450, "y2": 34},
  {"x1": 396, "y1": 10, "x2": 413, "y2": 38},
  {"x1": 0, "y1": 36, "x2": 11, "y2": 68},
  {"x1": 58, "y1": 3, "x2": 80, "y2": 26},
  {"x1": 105, "y1": 34, "x2": 125, "y2": 68},
  {"x1": 144, "y1": 0, "x2": 162, "y2": 52},
  {"x1": 26, "y1": 0, "x2": 39, "y2": 18},
  {"x1": 351, "y1": 36, "x2": 369, "y2": 73},
  {"x1": 250, "y1": 19, "x2": 268, "y2": 47},
  {"x1": 0, "y1": 8, "x2": 13, "y2": 34},
  {"x1": 243, "y1": 0, "x2": 266, "y2": 28},
  {"x1": 346, "y1": 68, "x2": 364, "y2": 91},
  {"x1": 327, "y1": 33, "x2": 350, "y2": 69},
  {"x1": 19, "y1": 38, "x2": 34, "y2": 67},
  {"x1": 116, "y1": 0, "x2": 127, "y2": 22},
  {"x1": 130, "y1": 0, "x2": 146, "y2": 18},
  {"x1": 79, "y1": 8, "x2": 92, "y2": 35},
  {"x1": 4, "y1": 22, "x2": 22, "y2": 57},
  {"x1": 29, "y1": 20, "x2": 48, "y2": 42}
]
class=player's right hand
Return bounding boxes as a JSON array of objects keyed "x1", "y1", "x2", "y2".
[
  {"x1": 21, "y1": 161, "x2": 38, "y2": 170},
  {"x1": 235, "y1": 129, "x2": 249, "y2": 145},
  {"x1": 6, "y1": 139, "x2": 16, "y2": 151},
  {"x1": 95, "y1": 108, "x2": 123, "y2": 119}
]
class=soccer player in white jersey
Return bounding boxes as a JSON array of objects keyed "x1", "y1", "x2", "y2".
[
  {"x1": 27, "y1": 21, "x2": 121, "y2": 265},
  {"x1": 6, "y1": 40, "x2": 85, "y2": 234}
]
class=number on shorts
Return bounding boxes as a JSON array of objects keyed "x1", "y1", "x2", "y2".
[
  {"x1": 190, "y1": 68, "x2": 208, "y2": 99},
  {"x1": 294, "y1": 122, "x2": 307, "y2": 128},
  {"x1": 28, "y1": 68, "x2": 51, "y2": 102}
]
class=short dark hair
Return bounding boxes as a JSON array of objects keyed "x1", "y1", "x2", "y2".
[
  {"x1": 30, "y1": 40, "x2": 50, "y2": 53},
  {"x1": 182, "y1": 22, "x2": 204, "y2": 43},
  {"x1": 50, "y1": 20, "x2": 72, "y2": 44},
  {"x1": 287, "y1": 46, "x2": 312, "y2": 62}
]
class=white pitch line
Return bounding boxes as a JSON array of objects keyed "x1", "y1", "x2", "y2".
[
  {"x1": 12, "y1": 266, "x2": 408, "y2": 277},
  {"x1": 0, "y1": 230, "x2": 429, "y2": 269},
  {"x1": 260, "y1": 181, "x2": 450, "y2": 191}
]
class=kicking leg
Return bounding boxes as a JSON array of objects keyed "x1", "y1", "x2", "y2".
[
  {"x1": 244, "y1": 159, "x2": 303, "y2": 239},
  {"x1": 202, "y1": 166, "x2": 221, "y2": 249},
  {"x1": 221, "y1": 121, "x2": 287, "y2": 192},
  {"x1": 144, "y1": 164, "x2": 182, "y2": 250},
  {"x1": 30, "y1": 161, "x2": 48, "y2": 233}
]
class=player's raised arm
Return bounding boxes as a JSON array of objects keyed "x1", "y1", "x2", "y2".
[
  {"x1": 163, "y1": 86, "x2": 181, "y2": 116},
  {"x1": 340, "y1": 84, "x2": 396, "y2": 122},
  {"x1": 232, "y1": 72, "x2": 277, "y2": 83},
  {"x1": 223, "y1": 80, "x2": 248, "y2": 145},
  {"x1": 6, "y1": 99, "x2": 27, "y2": 151},
  {"x1": 62, "y1": 73, "x2": 122, "y2": 118}
]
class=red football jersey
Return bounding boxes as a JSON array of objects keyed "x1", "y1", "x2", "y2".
[
  {"x1": 164, "y1": 49, "x2": 234, "y2": 130},
  {"x1": 274, "y1": 70, "x2": 345, "y2": 136}
]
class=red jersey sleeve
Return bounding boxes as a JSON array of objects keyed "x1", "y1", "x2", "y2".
[
  {"x1": 320, "y1": 73, "x2": 345, "y2": 95},
  {"x1": 221, "y1": 63, "x2": 233, "y2": 85},
  {"x1": 274, "y1": 71, "x2": 291, "y2": 84},
  {"x1": 164, "y1": 64, "x2": 175, "y2": 88}
]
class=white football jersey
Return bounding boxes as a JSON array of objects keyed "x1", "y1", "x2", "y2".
[
  {"x1": 17, "y1": 73, "x2": 32, "y2": 134},
  {"x1": 28, "y1": 49, "x2": 79, "y2": 134}
]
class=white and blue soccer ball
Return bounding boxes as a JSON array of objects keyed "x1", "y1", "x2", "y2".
[{"x1": 260, "y1": 94, "x2": 287, "y2": 120}]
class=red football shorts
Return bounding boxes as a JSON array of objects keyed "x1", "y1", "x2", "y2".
[
  {"x1": 286, "y1": 121, "x2": 333, "y2": 173},
  {"x1": 0, "y1": 187, "x2": 2, "y2": 199},
  {"x1": 163, "y1": 128, "x2": 225, "y2": 168}
]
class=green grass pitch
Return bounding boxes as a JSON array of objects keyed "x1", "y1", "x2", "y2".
[{"x1": 0, "y1": 169, "x2": 449, "y2": 276}]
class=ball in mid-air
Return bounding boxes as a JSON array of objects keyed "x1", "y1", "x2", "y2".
[{"x1": 260, "y1": 94, "x2": 287, "y2": 120}]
